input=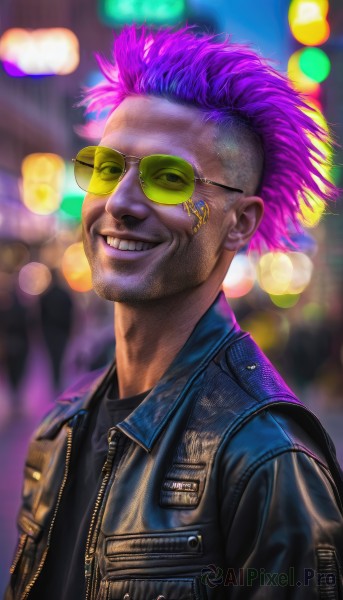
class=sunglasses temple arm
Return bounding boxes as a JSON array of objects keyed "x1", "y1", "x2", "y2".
[{"x1": 198, "y1": 177, "x2": 244, "y2": 194}]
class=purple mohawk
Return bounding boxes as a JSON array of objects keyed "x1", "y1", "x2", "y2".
[{"x1": 82, "y1": 25, "x2": 338, "y2": 251}]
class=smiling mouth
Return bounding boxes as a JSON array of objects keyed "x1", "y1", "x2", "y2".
[{"x1": 106, "y1": 236, "x2": 158, "y2": 251}]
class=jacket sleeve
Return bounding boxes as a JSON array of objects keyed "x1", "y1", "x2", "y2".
[{"x1": 219, "y1": 448, "x2": 343, "y2": 599}]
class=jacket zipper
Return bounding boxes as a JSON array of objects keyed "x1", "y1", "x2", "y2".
[
  {"x1": 20, "y1": 423, "x2": 74, "y2": 600},
  {"x1": 10, "y1": 533, "x2": 27, "y2": 575},
  {"x1": 85, "y1": 428, "x2": 119, "y2": 600}
]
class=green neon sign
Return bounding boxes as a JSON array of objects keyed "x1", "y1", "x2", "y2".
[
  {"x1": 59, "y1": 163, "x2": 84, "y2": 221},
  {"x1": 99, "y1": 0, "x2": 186, "y2": 25}
]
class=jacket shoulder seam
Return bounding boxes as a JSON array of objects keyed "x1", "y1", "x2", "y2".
[{"x1": 225, "y1": 446, "x2": 332, "y2": 525}]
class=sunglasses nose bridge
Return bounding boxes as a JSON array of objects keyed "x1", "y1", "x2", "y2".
[
  {"x1": 125, "y1": 155, "x2": 141, "y2": 168},
  {"x1": 123, "y1": 155, "x2": 149, "y2": 197},
  {"x1": 121, "y1": 155, "x2": 141, "y2": 181}
]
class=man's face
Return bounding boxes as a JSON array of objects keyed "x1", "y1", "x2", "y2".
[{"x1": 82, "y1": 96, "x2": 246, "y2": 304}]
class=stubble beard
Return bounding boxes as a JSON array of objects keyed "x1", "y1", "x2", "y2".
[{"x1": 82, "y1": 226, "x2": 218, "y2": 305}]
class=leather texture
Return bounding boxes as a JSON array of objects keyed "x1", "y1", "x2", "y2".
[{"x1": 5, "y1": 293, "x2": 343, "y2": 599}]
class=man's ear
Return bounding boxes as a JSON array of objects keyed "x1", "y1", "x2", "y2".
[{"x1": 224, "y1": 196, "x2": 264, "y2": 252}]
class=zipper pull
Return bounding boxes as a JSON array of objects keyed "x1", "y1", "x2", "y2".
[{"x1": 85, "y1": 554, "x2": 93, "y2": 578}]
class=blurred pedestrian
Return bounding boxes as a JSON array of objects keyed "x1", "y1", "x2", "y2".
[
  {"x1": 0, "y1": 278, "x2": 29, "y2": 419},
  {"x1": 39, "y1": 269, "x2": 73, "y2": 393}
]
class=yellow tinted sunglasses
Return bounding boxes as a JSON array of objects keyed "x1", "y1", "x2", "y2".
[{"x1": 73, "y1": 145, "x2": 244, "y2": 205}]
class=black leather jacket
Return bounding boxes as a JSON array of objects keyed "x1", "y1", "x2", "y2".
[{"x1": 6, "y1": 293, "x2": 343, "y2": 599}]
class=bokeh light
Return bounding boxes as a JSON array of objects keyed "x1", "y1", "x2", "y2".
[
  {"x1": 289, "y1": 0, "x2": 329, "y2": 22},
  {"x1": 257, "y1": 252, "x2": 313, "y2": 296},
  {"x1": 21, "y1": 154, "x2": 65, "y2": 215},
  {"x1": 0, "y1": 28, "x2": 80, "y2": 76},
  {"x1": 287, "y1": 252, "x2": 314, "y2": 293},
  {"x1": 288, "y1": 49, "x2": 321, "y2": 95},
  {"x1": 290, "y1": 17, "x2": 330, "y2": 46},
  {"x1": 258, "y1": 253, "x2": 293, "y2": 295},
  {"x1": 269, "y1": 293, "x2": 301, "y2": 308},
  {"x1": 18, "y1": 262, "x2": 52, "y2": 295},
  {"x1": 299, "y1": 47, "x2": 331, "y2": 83},
  {"x1": 288, "y1": 0, "x2": 330, "y2": 46},
  {"x1": 222, "y1": 255, "x2": 256, "y2": 298},
  {"x1": 61, "y1": 242, "x2": 92, "y2": 292}
]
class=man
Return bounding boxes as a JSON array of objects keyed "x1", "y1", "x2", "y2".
[{"x1": 6, "y1": 25, "x2": 343, "y2": 599}]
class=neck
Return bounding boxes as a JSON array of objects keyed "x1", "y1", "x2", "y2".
[{"x1": 114, "y1": 285, "x2": 222, "y2": 398}]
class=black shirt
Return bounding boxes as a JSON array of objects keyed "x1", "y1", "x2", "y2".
[{"x1": 33, "y1": 378, "x2": 148, "y2": 599}]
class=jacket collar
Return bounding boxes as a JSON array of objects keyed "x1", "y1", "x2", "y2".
[
  {"x1": 36, "y1": 292, "x2": 240, "y2": 446},
  {"x1": 117, "y1": 292, "x2": 240, "y2": 451}
]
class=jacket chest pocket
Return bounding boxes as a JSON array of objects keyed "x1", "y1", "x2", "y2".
[
  {"x1": 9, "y1": 510, "x2": 43, "y2": 597},
  {"x1": 106, "y1": 531, "x2": 203, "y2": 563},
  {"x1": 98, "y1": 576, "x2": 206, "y2": 600}
]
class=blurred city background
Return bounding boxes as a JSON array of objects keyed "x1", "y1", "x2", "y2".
[{"x1": 0, "y1": 0, "x2": 342, "y2": 593}]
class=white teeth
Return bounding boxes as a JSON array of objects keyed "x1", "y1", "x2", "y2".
[
  {"x1": 118, "y1": 240, "x2": 129, "y2": 250},
  {"x1": 106, "y1": 236, "x2": 155, "y2": 251}
]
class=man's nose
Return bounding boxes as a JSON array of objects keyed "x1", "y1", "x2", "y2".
[{"x1": 104, "y1": 165, "x2": 150, "y2": 221}]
